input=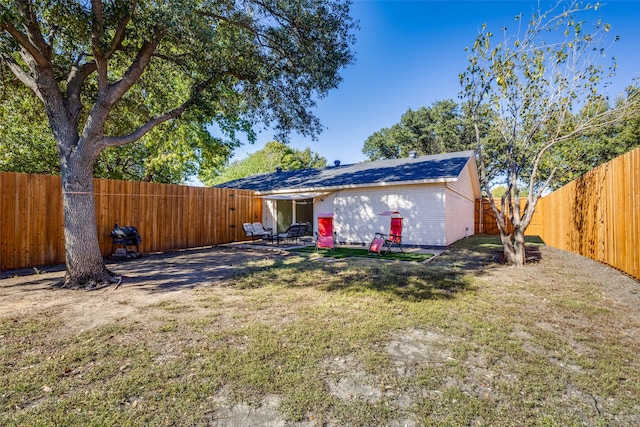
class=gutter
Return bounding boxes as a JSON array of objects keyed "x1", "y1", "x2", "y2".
[{"x1": 252, "y1": 177, "x2": 460, "y2": 196}]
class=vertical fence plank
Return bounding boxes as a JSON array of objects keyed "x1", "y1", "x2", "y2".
[
  {"x1": 632, "y1": 149, "x2": 640, "y2": 279},
  {"x1": 53, "y1": 176, "x2": 65, "y2": 263},
  {"x1": 145, "y1": 182, "x2": 158, "y2": 252},
  {"x1": 158, "y1": 182, "x2": 167, "y2": 250},
  {"x1": 187, "y1": 187, "x2": 196, "y2": 247},
  {"x1": 216, "y1": 187, "x2": 224, "y2": 244},
  {"x1": 16, "y1": 173, "x2": 28, "y2": 267},
  {"x1": 202, "y1": 187, "x2": 211, "y2": 246},
  {"x1": 217, "y1": 188, "x2": 225, "y2": 244},
  {"x1": 94, "y1": 179, "x2": 108, "y2": 256},
  {"x1": 1, "y1": 173, "x2": 16, "y2": 269}
]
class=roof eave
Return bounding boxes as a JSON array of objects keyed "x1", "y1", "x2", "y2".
[{"x1": 253, "y1": 177, "x2": 459, "y2": 196}]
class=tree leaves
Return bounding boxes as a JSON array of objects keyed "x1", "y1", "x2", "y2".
[
  {"x1": 202, "y1": 140, "x2": 327, "y2": 185},
  {"x1": 0, "y1": 76, "x2": 233, "y2": 183},
  {"x1": 361, "y1": 100, "x2": 476, "y2": 161},
  {"x1": 0, "y1": 0, "x2": 356, "y2": 182}
]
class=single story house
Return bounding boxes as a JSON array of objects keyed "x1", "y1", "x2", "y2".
[{"x1": 216, "y1": 150, "x2": 481, "y2": 247}]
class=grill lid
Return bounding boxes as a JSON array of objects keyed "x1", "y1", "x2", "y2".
[{"x1": 111, "y1": 224, "x2": 138, "y2": 237}]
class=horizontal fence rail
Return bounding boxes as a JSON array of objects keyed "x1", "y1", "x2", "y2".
[{"x1": 1, "y1": 173, "x2": 261, "y2": 271}]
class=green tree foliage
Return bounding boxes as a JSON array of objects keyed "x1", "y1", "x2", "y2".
[
  {"x1": 460, "y1": 0, "x2": 638, "y2": 266},
  {"x1": 551, "y1": 90, "x2": 640, "y2": 188},
  {"x1": 203, "y1": 141, "x2": 327, "y2": 185},
  {"x1": 0, "y1": 0, "x2": 356, "y2": 288},
  {"x1": 0, "y1": 80, "x2": 232, "y2": 182},
  {"x1": 0, "y1": 81, "x2": 58, "y2": 174},
  {"x1": 362, "y1": 99, "x2": 476, "y2": 160},
  {"x1": 490, "y1": 185, "x2": 528, "y2": 198}
]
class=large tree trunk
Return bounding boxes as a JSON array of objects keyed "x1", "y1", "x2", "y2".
[
  {"x1": 513, "y1": 226, "x2": 526, "y2": 267},
  {"x1": 491, "y1": 194, "x2": 527, "y2": 267},
  {"x1": 499, "y1": 232, "x2": 516, "y2": 264},
  {"x1": 60, "y1": 148, "x2": 118, "y2": 289},
  {"x1": 500, "y1": 228, "x2": 526, "y2": 267}
]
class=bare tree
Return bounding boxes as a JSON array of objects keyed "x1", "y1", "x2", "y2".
[{"x1": 460, "y1": 0, "x2": 638, "y2": 266}]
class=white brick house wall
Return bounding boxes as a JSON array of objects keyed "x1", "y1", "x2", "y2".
[
  {"x1": 444, "y1": 188, "x2": 475, "y2": 244},
  {"x1": 312, "y1": 184, "x2": 448, "y2": 246}
]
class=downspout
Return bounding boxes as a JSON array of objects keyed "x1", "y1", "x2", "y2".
[
  {"x1": 479, "y1": 197, "x2": 483, "y2": 234},
  {"x1": 292, "y1": 200, "x2": 297, "y2": 224}
]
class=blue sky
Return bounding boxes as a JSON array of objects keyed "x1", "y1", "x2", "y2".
[{"x1": 224, "y1": 0, "x2": 640, "y2": 167}]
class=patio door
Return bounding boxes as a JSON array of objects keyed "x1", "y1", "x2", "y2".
[
  {"x1": 295, "y1": 199, "x2": 313, "y2": 234},
  {"x1": 276, "y1": 200, "x2": 293, "y2": 233}
]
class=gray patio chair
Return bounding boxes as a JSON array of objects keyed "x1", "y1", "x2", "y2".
[
  {"x1": 242, "y1": 223, "x2": 258, "y2": 241},
  {"x1": 274, "y1": 223, "x2": 308, "y2": 246},
  {"x1": 251, "y1": 222, "x2": 274, "y2": 243}
]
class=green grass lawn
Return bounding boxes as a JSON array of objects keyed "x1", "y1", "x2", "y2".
[{"x1": 289, "y1": 246, "x2": 434, "y2": 262}]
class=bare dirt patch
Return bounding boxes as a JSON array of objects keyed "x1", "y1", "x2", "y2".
[{"x1": 1, "y1": 247, "x2": 288, "y2": 336}]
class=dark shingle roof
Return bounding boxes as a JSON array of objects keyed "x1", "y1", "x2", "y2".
[{"x1": 215, "y1": 150, "x2": 475, "y2": 193}]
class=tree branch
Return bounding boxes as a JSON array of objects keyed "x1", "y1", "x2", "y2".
[
  {"x1": 91, "y1": 0, "x2": 109, "y2": 92},
  {"x1": 100, "y1": 101, "x2": 192, "y2": 149},
  {"x1": 99, "y1": 74, "x2": 215, "y2": 149},
  {"x1": 104, "y1": 39, "x2": 159, "y2": 106},
  {"x1": 91, "y1": 0, "x2": 137, "y2": 60},
  {"x1": 250, "y1": 0, "x2": 296, "y2": 27},
  {"x1": 66, "y1": 60, "x2": 98, "y2": 123},
  {"x1": 0, "y1": 20, "x2": 48, "y2": 67},
  {"x1": 0, "y1": 53, "x2": 39, "y2": 96},
  {"x1": 14, "y1": 0, "x2": 51, "y2": 60},
  {"x1": 105, "y1": 1, "x2": 137, "y2": 58},
  {"x1": 202, "y1": 8, "x2": 296, "y2": 64}
]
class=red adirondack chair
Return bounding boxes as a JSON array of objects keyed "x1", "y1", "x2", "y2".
[
  {"x1": 316, "y1": 212, "x2": 336, "y2": 250},
  {"x1": 369, "y1": 211, "x2": 404, "y2": 255}
]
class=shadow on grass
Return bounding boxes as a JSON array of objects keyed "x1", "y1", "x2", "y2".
[
  {"x1": 288, "y1": 246, "x2": 434, "y2": 262},
  {"x1": 430, "y1": 235, "x2": 545, "y2": 273},
  {"x1": 1, "y1": 248, "x2": 288, "y2": 294},
  {"x1": 2, "y1": 236, "x2": 544, "y2": 298},
  {"x1": 106, "y1": 248, "x2": 289, "y2": 292},
  {"x1": 230, "y1": 255, "x2": 475, "y2": 302}
]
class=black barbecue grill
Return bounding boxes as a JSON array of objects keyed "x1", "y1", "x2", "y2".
[{"x1": 110, "y1": 224, "x2": 141, "y2": 258}]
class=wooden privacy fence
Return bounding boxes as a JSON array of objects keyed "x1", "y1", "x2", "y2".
[
  {"x1": 0, "y1": 172, "x2": 261, "y2": 271},
  {"x1": 474, "y1": 147, "x2": 640, "y2": 281},
  {"x1": 532, "y1": 148, "x2": 640, "y2": 280},
  {"x1": 475, "y1": 198, "x2": 541, "y2": 235}
]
